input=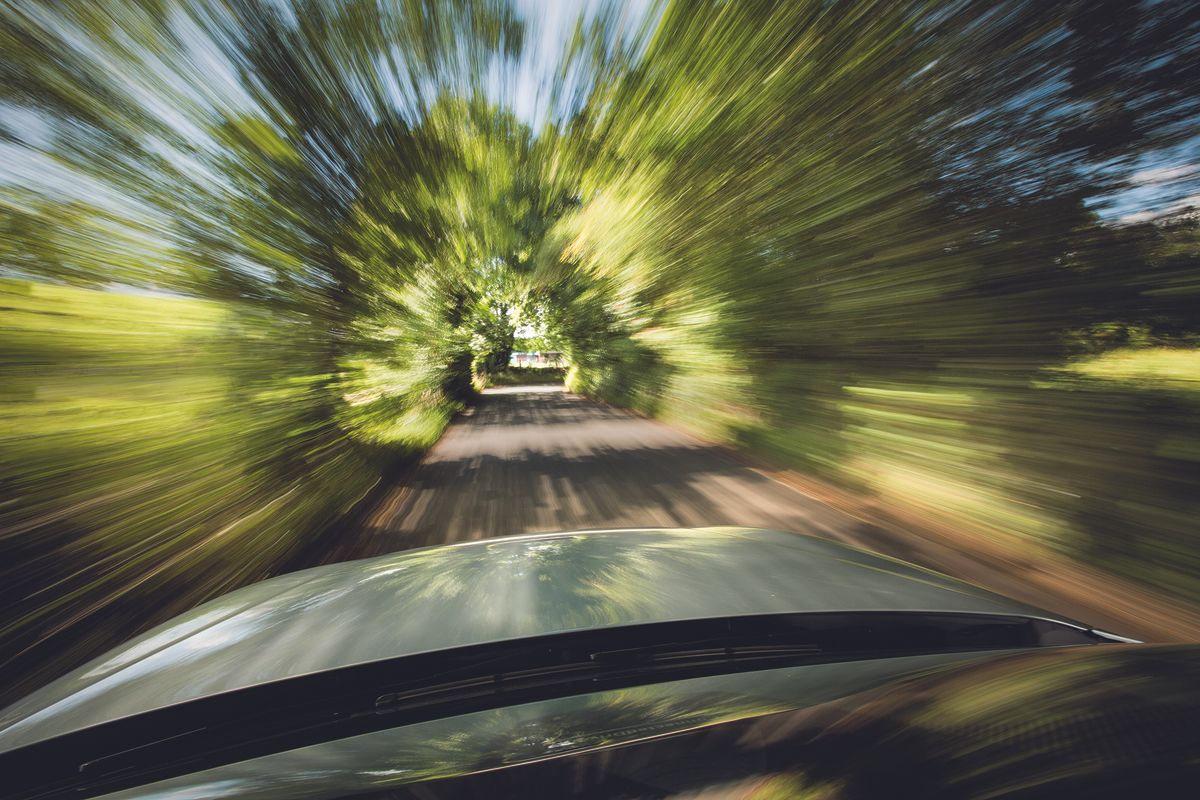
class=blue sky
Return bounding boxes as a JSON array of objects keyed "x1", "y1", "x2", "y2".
[
  {"x1": 3, "y1": 0, "x2": 1196, "y2": 231},
  {"x1": 498, "y1": 0, "x2": 658, "y2": 127}
]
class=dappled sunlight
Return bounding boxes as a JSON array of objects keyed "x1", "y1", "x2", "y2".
[
  {"x1": 3, "y1": 0, "x2": 1200, "y2": 709},
  {"x1": 483, "y1": 384, "x2": 565, "y2": 395},
  {"x1": 1064, "y1": 347, "x2": 1200, "y2": 390}
]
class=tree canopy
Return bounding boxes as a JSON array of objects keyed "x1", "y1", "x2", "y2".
[{"x1": 2, "y1": 0, "x2": 1199, "y2": 702}]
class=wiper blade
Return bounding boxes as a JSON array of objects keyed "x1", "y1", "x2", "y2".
[{"x1": 0, "y1": 610, "x2": 1106, "y2": 800}]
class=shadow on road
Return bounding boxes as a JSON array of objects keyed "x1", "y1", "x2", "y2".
[
  {"x1": 292, "y1": 387, "x2": 1200, "y2": 643},
  {"x1": 311, "y1": 388, "x2": 847, "y2": 557}
]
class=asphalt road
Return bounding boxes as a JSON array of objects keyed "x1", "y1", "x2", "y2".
[{"x1": 308, "y1": 385, "x2": 1200, "y2": 642}]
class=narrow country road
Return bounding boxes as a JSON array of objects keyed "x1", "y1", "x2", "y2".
[
  {"x1": 322, "y1": 386, "x2": 856, "y2": 552},
  {"x1": 302, "y1": 385, "x2": 1200, "y2": 643}
]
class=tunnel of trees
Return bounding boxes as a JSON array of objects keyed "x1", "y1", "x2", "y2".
[{"x1": 2, "y1": 0, "x2": 1199, "y2": 701}]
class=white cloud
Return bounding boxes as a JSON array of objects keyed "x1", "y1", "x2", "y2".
[
  {"x1": 1115, "y1": 209, "x2": 1160, "y2": 225},
  {"x1": 1116, "y1": 192, "x2": 1200, "y2": 225},
  {"x1": 1128, "y1": 163, "x2": 1199, "y2": 185}
]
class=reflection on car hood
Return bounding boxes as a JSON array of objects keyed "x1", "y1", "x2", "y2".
[
  {"x1": 94, "y1": 650, "x2": 1004, "y2": 800},
  {"x1": 0, "y1": 526, "x2": 1060, "y2": 752},
  {"x1": 96, "y1": 645, "x2": 1200, "y2": 800}
]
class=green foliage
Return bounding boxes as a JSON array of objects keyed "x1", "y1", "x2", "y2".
[
  {"x1": 545, "y1": 0, "x2": 1200, "y2": 603},
  {"x1": 1, "y1": 280, "x2": 381, "y2": 699},
  {"x1": 485, "y1": 367, "x2": 567, "y2": 387},
  {"x1": 0, "y1": 0, "x2": 540, "y2": 700},
  {"x1": 3, "y1": 0, "x2": 1200, "y2": 702}
]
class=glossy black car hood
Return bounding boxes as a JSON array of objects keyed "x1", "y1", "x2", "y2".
[{"x1": 0, "y1": 527, "x2": 1064, "y2": 754}]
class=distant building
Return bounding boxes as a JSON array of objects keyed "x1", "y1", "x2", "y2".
[{"x1": 510, "y1": 351, "x2": 565, "y2": 368}]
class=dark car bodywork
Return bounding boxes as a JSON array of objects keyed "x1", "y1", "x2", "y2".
[{"x1": 1, "y1": 527, "x2": 1185, "y2": 799}]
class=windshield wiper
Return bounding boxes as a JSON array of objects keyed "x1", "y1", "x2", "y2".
[{"x1": 1, "y1": 611, "x2": 1108, "y2": 800}]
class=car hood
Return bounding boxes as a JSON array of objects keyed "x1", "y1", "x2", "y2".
[
  {"x1": 0, "y1": 526, "x2": 1065, "y2": 752},
  {"x1": 88, "y1": 644, "x2": 1196, "y2": 800}
]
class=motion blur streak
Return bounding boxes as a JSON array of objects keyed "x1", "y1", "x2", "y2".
[{"x1": 1, "y1": 0, "x2": 1198, "y2": 701}]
